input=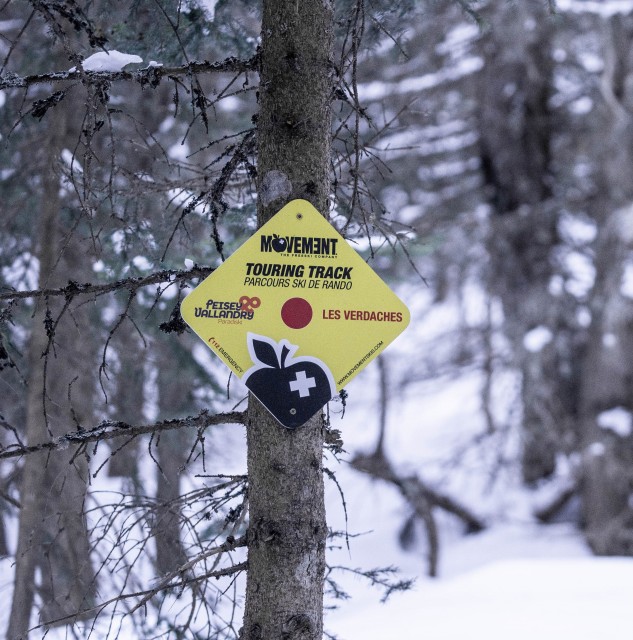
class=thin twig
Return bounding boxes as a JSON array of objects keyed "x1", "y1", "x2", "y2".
[
  {"x1": 128, "y1": 533, "x2": 247, "y2": 614},
  {"x1": 28, "y1": 560, "x2": 248, "y2": 632}
]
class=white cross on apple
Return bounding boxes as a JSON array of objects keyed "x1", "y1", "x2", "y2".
[{"x1": 289, "y1": 370, "x2": 317, "y2": 397}]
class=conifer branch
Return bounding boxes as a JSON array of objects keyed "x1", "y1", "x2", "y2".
[
  {"x1": 0, "y1": 409, "x2": 246, "y2": 461},
  {"x1": 0, "y1": 55, "x2": 258, "y2": 91},
  {"x1": 0, "y1": 266, "x2": 214, "y2": 303}
]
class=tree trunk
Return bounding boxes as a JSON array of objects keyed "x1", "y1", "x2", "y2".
[
  {"x1": 152, "y1": 341, "x2": 190, "y2": 575},
  {"x1": 578, "y1": 207, "x2": 633, "y2": 555},
  {"x1": 241, "y1": 1, "x2": 333, "y2": 638},
  {"x1": 6, "y1": 162, "x2": 58, "y2": 639},
  {"x1": 478, "y1": 1, "x2": 565, "y2": 484},
  {"x1": 575, "y1": 15, "x2": 633, "y2": 555},
  {"x1": 8, "y1": 105, "x2": 97, "y2": 637},
  {"x1": 107, "y1": 325, "x2": 145, "y2": 480}
]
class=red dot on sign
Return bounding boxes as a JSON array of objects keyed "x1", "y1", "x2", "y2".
[{"x1": 281, "y1": 297, "x2": 313, "y2": 329}]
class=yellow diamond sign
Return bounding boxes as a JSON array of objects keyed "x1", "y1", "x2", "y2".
[{"x1": 181, "y1": 199, "x2": 410, "y2": 428}]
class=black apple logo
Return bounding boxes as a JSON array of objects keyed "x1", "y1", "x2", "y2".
[
  {"x1": 271, "y1": 234, "x2": 288, "y2": 252},
  {"x1": 243, "y1": 333, "x2": 336, "y2": 428}
]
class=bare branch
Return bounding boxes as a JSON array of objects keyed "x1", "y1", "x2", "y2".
[
  {"x1": 0, "y1": 265, "x2": 214, "y2": 303},
  {"x1": 351, "y1": 450, "x2": 486, "y2": 577},
  {"x1": 129, "y1": 533, "x2": 247, "y2": 614},
  {"x1": 534, "y1": 481, "x2": 578, "y2": 523},
  {"x1": 29, "y1": 560, "x2": 248, "y2": 633},
  {"x1": 0, "y1": 409, "x2": 246, "y2": 461},
  {"x1": 326, "y1": 564, "x2": 413, "y2": 603}
]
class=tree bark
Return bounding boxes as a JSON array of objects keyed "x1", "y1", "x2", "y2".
[
  {"x1": 574, "y1": 15, "x2": 633, "y2": 555},
  {"x1": 107, "y1": 325, "x2": 145, "y2": 480},
  {"x1": 241, "y1": 1, "x2": 333, "y2": 638},
  {"x1": 8, "y1": 103, "x2": 97, "y2": 638},
  {"x1": 478, "y1": 1, "x2": 564, "y2": 484},
  {"x1": 153, "y1": 341, "x2": 191, "y2": 575},
  {"x1": 6, "y1": 166, "x2": 58, "y2": 639},
  {"x1": 578, "y1": 206, "x2": 633, "y2": 554}
]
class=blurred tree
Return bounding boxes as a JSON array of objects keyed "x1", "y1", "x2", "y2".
[
  {"x1": 347, "y1": 0, "x2": 633, "y2": 560},
  {"x1": 7, "y1": 90, "x2": 98, "y2": 635},
  {"x1": 0, "y1": 0, "x2": 257, "y2": 635}
]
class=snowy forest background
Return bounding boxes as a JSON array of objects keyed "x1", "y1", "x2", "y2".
[{"x1": 1, "y1": 0, "x2": 633, "y2": 638}]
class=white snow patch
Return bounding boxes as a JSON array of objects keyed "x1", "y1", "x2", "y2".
[
  {"x1": 110, "y1": 230, "x2": 126, "y2": 253},
  {"x1": 462, "y1": 281, "x2": 489, "y2": 327},
  {"x1": 588, "y1": 441, "x2": 606, "y2": 456},
  {"x1": 611, "y1": 204, "x2": 633, "y2": 243},
  {"x1": 564, "y1": 250, "x2": 596, "y2": 297},
  {"x1": 573, "y1": 162, "x2": 593, "y2": 179},
  {"x1": 159, "y1": 116, "x2": 176, "y2": 134},
  {"x1": 435, "y1": 23, "x2": 480, "y2": 57},
  {"x1": 558, "y1": 213, "x2": 598, "y2": 245},
  {"x1": 148, "y1": 61, "x2": 163, "y2": 68},
  {"x1": 503, "y1": 82, "x2": 517, "y2": 98},
  {"x1": 578, "y1": 52, "x2": 604, "y2": 73},
  {"x1": 548, "y1": 274, "x2": 564, "y2": 296},
  {"x1": 0, "y1": 90, "x2": 5, "y2": 108},
  {"x1": 132, "y1": 255, "x2": 152, "y2": 271},
  {"x1": 551, "y1": 74, "x2": 583, "y2": 109},
  {"x1": 60, "y1": 148, "x2": 83, "y2": 173},
  {"x1": 417, "y1": 157, "x2": 480, "y2": 180},
  {"x1": 218, "y1": 95, "x2": 241, "y2": 112},
  {"x1": 0, "y1": 19, "x2": 24, "y2": 32},
  {"x1": 523, "y1": 326, "x2": 553, "y2": 353},
  {"x1": 556, "y1": 0, "x2": 633, "y2": 17},
  {"x1": 378, "y1": 129, "x2": 479, "y2": 160},
  {"x1": 443, "y1": 524, "x2": 590, "y2": 574},
  {"x1": 597, "y1": 406, "x2": 633, "y2": 437},
  {"x1": 620, "y1": 260, "x2": 633, "y2": 298},
  {"x1": 101, "y1": 304, "x2": 118, "y2": 325},
  {"x1": 576, "y1": 306, "x2": 592, "y2": 327},
  {"x1": 329, "y1": 555, "x2": 633, "y2": 640},
  {"x1": 359, "y1": 56, "x2": 484, "y2": 101},
  {"x1": 70, "y1": 50, "x2": 143, "y2": 73},
  {"x1": 1, "y1": 253, "x2": 39, "y2": 291},
  {"x1": 184, "y1": 258, "x2": 195, "y2": 270},
  {"x1": 168, "y1": 188, "x2": 197, "y2": 210},
  {"x1": 570, "y1": 96, "x2": 594, "y2": 114},
  {"x1": 168, "y1": 140, "x2": 190, "y2": 161},
  {"x1": 159, "y1": 283, "x2": 179, "y2": 300},
  {"x1": 602, "y1": 333, "x2": 617, "y2": 348},
  {"x1": 142, "y1": 362, "x2": 159, "y2": 422},
  {"x1": 398, "y1": 205, "x2": 422, "y2": 225}
]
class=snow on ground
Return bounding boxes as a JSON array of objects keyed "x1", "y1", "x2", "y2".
[
  {"x1": 323, "y1": 303, "x2": 633, "y2": 640},
  {"x1": 323, "y1": 417, "x2": 633, "y2": 640},
  {"x1": 327, "y1": 551, "x2": 633, "y2": 640}
]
